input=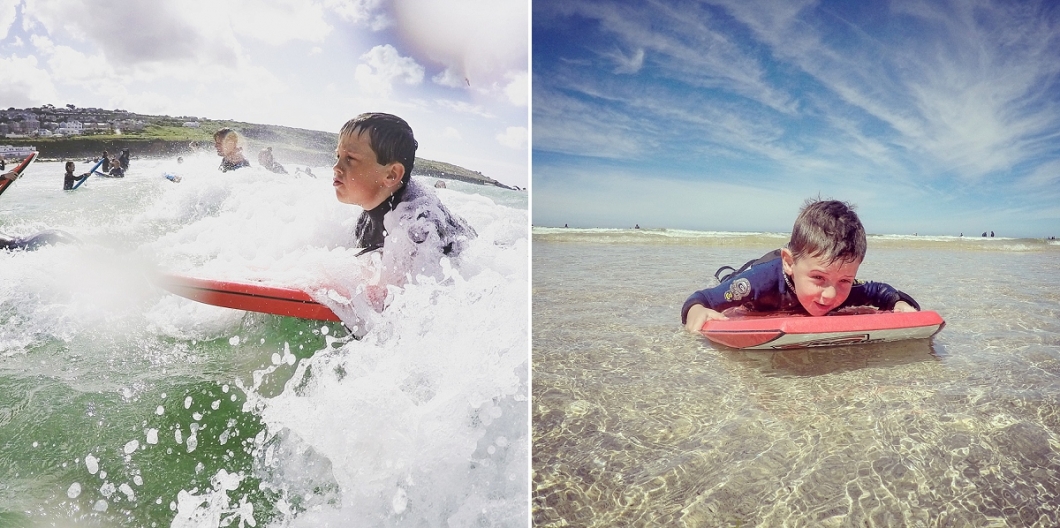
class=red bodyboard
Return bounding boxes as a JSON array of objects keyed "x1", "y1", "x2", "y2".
[
  {"x1": 158, "y1": 274, "x2": 341, "y2": 322},
  {"x1": 0, "y1": 151, "x2": 39, "y2": 198},
  {"x1": 700, "y1": 310, "x2": 945, "y2": 350}
]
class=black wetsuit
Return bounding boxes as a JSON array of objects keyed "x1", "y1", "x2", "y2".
[
  {"x1": 119, "y1": 151, "x2": 130, "y2": 170},
  {"x1": 353, "y1": 178, "x2": 476, "y2": 257},
  {"x1": 0, "y1": 230, "x2": 79, "y2": 251},
  {"x1": 681, "y1": 249, "x2": 920, "y2": 324},
  {"x1": 64, "y1": 172, "x2": 89, "y2": 190},
  {"x1": 219, "y1": 158, "x2": 251, "y2": 172}
]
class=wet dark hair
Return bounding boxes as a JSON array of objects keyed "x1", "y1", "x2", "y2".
[
  {"x1": 65, "y1": 161, "x2": 75, "y2": 172},
  {"x1": 214, "y1": 128, "x2": 236, "y2": 141},
  {"x1": 339, "y1": 113, "x2": 417, "y2": 185},
  {"x1": 788, "y1": 199, "x2": 867, "y2": 265}
]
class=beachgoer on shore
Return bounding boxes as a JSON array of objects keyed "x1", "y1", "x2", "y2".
[
  {"x1": 63, "y1": 161, "x2": 90, "y2": 190},
  {"x1": 214, "y1": 128, "x2": 251, "y2": 172},
  {"x1": 682, "y1": 199, "x2": 921, "y2": 333}
]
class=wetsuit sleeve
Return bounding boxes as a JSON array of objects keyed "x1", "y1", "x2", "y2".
[
  {"x1": 843, "y1": 281, "x2": 921, "y2": 311},
  {"x1": 680, "y1": 260, "x2": 782, "y2": 324}
]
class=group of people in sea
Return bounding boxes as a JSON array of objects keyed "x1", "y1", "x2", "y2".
[{"x1": 62, "y1": 148, "x2": 132, "y2": 190}]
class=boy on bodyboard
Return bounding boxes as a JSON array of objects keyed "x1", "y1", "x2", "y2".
[{"x1": 682, "y1": 199, "x2": 920, "y2": 333}]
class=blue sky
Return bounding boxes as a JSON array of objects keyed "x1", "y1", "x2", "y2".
[
  {"x1": 0, "y1": 0, "x2": 528, "y2": 187},
  {"x1": 532, "y1": 0, "x2": 1060, "y2": 238}
]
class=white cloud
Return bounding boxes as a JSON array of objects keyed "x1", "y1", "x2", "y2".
[
  {"x1": 496, "y1": 126, "x2": 527, "y2": 149},
  {"x1": 0, "y1": 0, "x2": 17, "y2": 40},
  {"x1": 392, "y1": 0, "x2": 527, "y2": 87},
  {"x1": 310, "y1": 46, "x2": 323, "y2": 55},
  {"x1": 435, "y1": 99, "x2": 493, "y2": 119},
  {"x1": 25, "y1": 0, "x2": 242, "y2": 69},
  {"x1": 354, "y1": 44, "x2": 424, "y2": 96},
  {"x1": 443, "y1": 126, "x2": 462, "y2": 140},
  {"x1": 432, "y1": 67, "x2": 466, "y2": 88},
  {"x1": 608, "y1": 47, "x2": 644, "y2": 75},
  {"x1": 230, "y1": 0, "x2": 332, "y2": 46},
  {"x1": 31, "y1": 34, "x2": 112, "y2": 82},
  {"x1": 503, "y1": 70, "x2": 528, "y2": 107},
  {"x1": 0, "y1": 54, "x2": 59, "y2": 107},
  {"x1": 323, "y1": 0, "x2": 390, "y2": 30}
]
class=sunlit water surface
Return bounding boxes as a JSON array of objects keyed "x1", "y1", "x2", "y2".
[{"x1": 533, "y1": 228, "x2": 1060, "y2": 527}]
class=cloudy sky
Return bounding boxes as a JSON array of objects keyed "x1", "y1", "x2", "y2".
[
  {"x1": 533, "y1": 0, "x2": 1060, "y2": 238},
  {"x1": 0, "y1": 0, "x2": 528, "y2": 187}
]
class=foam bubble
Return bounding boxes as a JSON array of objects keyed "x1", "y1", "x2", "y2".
[{"x1": 85, "y1": 454, "x2": 99, "y2": 475}]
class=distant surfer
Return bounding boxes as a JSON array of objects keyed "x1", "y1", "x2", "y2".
[
  {"x1": 62, "y1": 161, "x2": 90, "y2": 190},
  {"x1": 213, "y1": 128, "x2": 251, "y2": 172},
  {"x1": 118, "y1": 149, "x2": 130, "y2": 171},
  {"x1": 682, "y1": 199, "x2": 921, "y2": 333},
  {"x1": 333, "y1": 112, "x2": 476, "y2": 285},
  {"x1": 257, "y1": 147, "x2": 288, "y2": 174}
]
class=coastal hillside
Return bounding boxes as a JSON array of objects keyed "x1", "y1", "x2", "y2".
[{"x1": 0, "y1": 106, "x2": 518, "y2": 189}]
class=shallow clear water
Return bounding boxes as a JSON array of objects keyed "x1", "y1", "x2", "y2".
[
  {"x1": 0, "y1": 155, "x2": 528, "y2": 526},
  {"x1": 532, "y1": 228, "x2": 1060, "y2": 527}
]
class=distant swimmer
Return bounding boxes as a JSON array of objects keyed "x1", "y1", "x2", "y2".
[
  {"x1": 990, "y1": 231, "x2": 995, "y2": 237},
  {"x1": 214, "y1": 128, "x2": 251, "y2": 172},
  {"x1": 118, "y1": 149, "x2": 131, "y2": 171},
  {"x1": 0, "y1": 230, "x2": 79, "y2": 251},
  {"x1": 62, "y1": 161, "x2": 90, "y2": 190},
  {"x1": 635, "y1": 224, "x2": 640, "y2": 229},
  {"x1": 257, "y1": 146, "x2": 288, "y2": 174}
]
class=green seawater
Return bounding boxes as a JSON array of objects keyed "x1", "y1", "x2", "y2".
[{"x1": 1, "y1": 157, "x2": 530, "y2": 527}]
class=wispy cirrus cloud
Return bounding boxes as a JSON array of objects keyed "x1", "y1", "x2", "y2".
[{"x1": 533, "y1": 0, "x2": 1060, "y2": 236}]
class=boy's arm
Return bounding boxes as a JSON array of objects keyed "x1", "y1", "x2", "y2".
[{"x1": 846, "y1": 281, "x2": 921, "y2": 311}]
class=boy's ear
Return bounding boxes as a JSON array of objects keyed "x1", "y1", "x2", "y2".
[
  {"x1": 382, "y1": 162, "x2": 405, "y2": 189},
  {"x1": 781, "y1": 248, "x2": 795, "y2": 276}
]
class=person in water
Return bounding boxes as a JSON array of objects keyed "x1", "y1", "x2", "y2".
[
  {"x1": 333, "y1": 112, "x2": 476, "y2": 260},
  {"x1": 107, "y1": 156, "x2": 125, "y2": 177},
  {"x1": 63, "y1": 161, "x2": 90, "y2": 189},
  {"x1": 682, "y1": 199, "x2": 920, "y2": 333},
  {"x1": 118, "y1": 149, "x2": 130, "y2": 171},
  {"x1": 100, "y1": 150, "x2": 111, "y2": 172},
  {"x1": 257, "y1": 146, "x2": 288, "y2": 174},
  {"x1": 214, "y1": 128, "x2": 251, "y2": 172}
]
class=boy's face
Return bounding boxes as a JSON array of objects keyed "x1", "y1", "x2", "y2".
[
  {"x1": 333, "y1": 130, "x2": 403, "y2": 209},
  {"x1": 781, "y1": 249, "x2": 861, "y2": 316}
]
